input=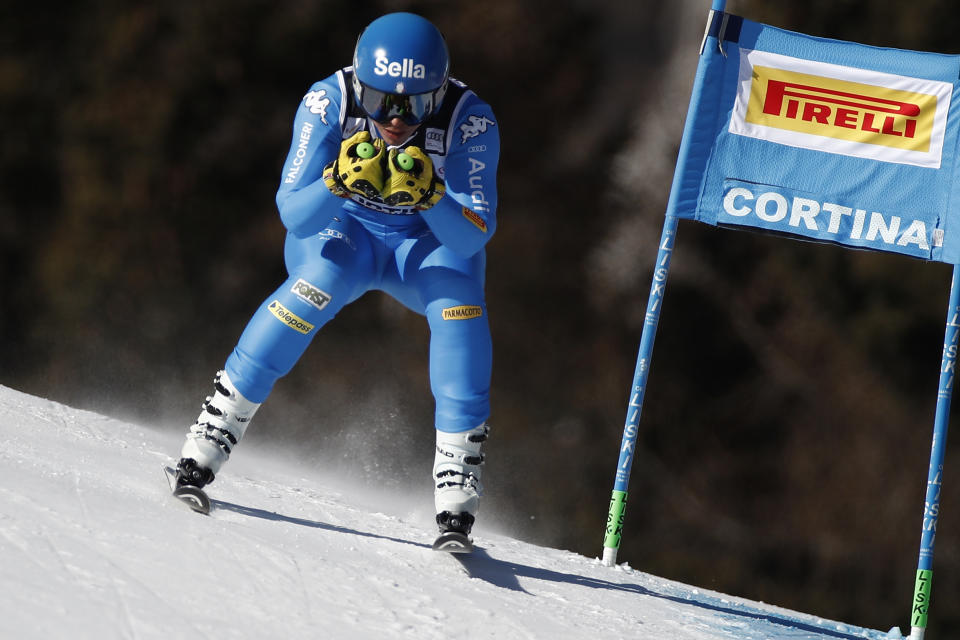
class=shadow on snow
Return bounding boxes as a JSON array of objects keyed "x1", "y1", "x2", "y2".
[{"x1": 216, "y1": 498, "x2": 870, "y2": 640}]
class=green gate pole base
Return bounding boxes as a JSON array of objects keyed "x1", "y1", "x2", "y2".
[
  {"x1": 602, "y1": 490, "x2": 628, "y2": 567},
  {"x1": 908, "y1": 569, "x2": 932, "y2": 640}
]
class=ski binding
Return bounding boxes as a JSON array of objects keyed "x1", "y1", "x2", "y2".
[
  {"x1": 432, "y1": 530, "x2": 474, "y2": 553},
  {"x1": 163, "y1": 465, "x2": 211, "y2": 515}
]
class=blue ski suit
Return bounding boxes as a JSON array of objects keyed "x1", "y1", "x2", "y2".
[{"x1": 222, "y1": 68, "x2": 499, "y2": 433}]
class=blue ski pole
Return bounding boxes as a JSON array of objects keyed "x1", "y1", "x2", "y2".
[
  {"x1": 908, "y1": 263, "x2": 960, "y2": 640},
  {"x1": 601, "y1": 219, "x2": 678, "y2": 566},
  {"x1": 601, "y1": 0, "x2": 727, "y2": 567}
]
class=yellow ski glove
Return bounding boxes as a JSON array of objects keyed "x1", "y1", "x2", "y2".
[
  {"x1": 381, "y1": 146, "x2": 446, "y2": 210},
  {"x1": 323, "y1": 131, "x2": 387, "y2": 200}
]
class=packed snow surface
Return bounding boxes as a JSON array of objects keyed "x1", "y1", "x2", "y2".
[{"x1": 0, "y1": 385, "x2": 903, "y2": 639}]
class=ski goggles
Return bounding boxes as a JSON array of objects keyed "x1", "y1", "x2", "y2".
[{"x1": 353, "y1": 77, "x2": 447, "y2": 126}]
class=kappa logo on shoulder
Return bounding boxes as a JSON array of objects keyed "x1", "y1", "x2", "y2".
[
  {"x1": 303, "y1": 90, "x2": 331, "y2": 125},
  {"x1": 459, "y1": 115, "x2": 495, "y2": 144}
]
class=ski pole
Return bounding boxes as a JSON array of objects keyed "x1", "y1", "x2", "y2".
[
  {"x1": 602, "y1": 219, "x2": 678, "y2": 566},
  {"x1": 601, "y1": 0, "x2": 727, "y2": 568},
  {"x1": 908, "y1": 263, "x2": 960, "y2": 640}
]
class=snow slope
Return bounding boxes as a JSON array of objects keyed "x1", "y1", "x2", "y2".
[{"x1": 0, "y1": 384, "x2": 904, "y2": 640}]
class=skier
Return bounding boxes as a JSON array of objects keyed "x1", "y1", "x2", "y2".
[{"x1": 173, "y1": 12, "x2": 499, "y2": 544}]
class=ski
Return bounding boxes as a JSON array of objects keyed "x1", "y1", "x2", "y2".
[
  {"x1": 432, "y1": 530, "x2": 474, "y2": 553},
  {"x1": 163, "y1": 465, "x2": 211, "y2": 515}
]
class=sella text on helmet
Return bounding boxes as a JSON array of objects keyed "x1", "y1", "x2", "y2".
[{"x1": 374, "y1": 51, "x2": 426, "y2": 80}]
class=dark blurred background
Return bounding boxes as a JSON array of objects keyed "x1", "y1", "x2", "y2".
[{"x1": 3, "y1": 0, "x2": 960, "y2": 635}]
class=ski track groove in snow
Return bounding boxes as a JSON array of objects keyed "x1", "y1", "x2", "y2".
[{"x1": 0, "y1": 384, "x2": 905, "y2": 640}]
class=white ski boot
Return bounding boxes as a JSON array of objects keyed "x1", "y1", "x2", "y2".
[
  {"x1": 433, "y1": 422, "x2": 489, "y2": 536},
  {"x1": 177, "y1": 370, "x2": 260, "y2": 488}
]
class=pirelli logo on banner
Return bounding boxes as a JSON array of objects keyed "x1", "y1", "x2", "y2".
[
  {"x1": 730, "y1": 49, "x2": 952, "y2": 168},
  {"x1": 752, "y1": 67, "x2": 933, "y2": 148}
]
